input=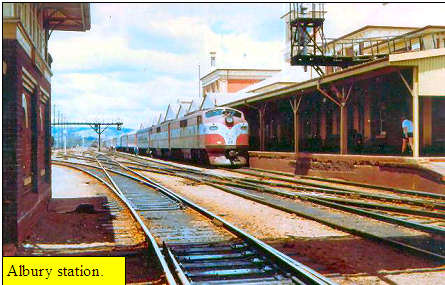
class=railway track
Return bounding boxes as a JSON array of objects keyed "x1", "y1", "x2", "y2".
[
  {"x1": 53, "y1": 153, "x2": 336, "y2": 284},
  {"x1": 105, "y1": 151, "x2": 445, "y2": 261}
]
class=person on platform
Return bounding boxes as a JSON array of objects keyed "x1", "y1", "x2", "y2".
[{"x1": 401, "y1": 115, "x2": 413, "y2": 154}]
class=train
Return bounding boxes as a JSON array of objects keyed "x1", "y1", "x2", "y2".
[{"x1": 105, "y1": 106, "x2": 249, "y2": 166}]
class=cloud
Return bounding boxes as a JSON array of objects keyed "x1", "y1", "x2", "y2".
[
  {"x1": 49, "y1": 3, "x2": 444, "y2": 130},
  {"x1": 51, "y1": 72, "x2": 197, "y2": 128}
]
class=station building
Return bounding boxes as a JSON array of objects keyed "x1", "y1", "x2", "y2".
[
  {"x1": 210, "y1": 25, "x2": 445, "y2": 191},
  {"x1": 2, "y1": 3, "x2": 91, "y2": 247}
]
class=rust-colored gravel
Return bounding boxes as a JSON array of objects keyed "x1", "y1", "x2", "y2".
[{"x1": 136, "y1": 168, "x2": 445, "y2": 285}]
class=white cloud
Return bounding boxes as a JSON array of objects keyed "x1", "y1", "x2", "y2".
[
  {"x1": 52, "y1": 73, "x2": 196, "y2": 128},
  {"x1": 49, "y1": 3, "x2": 445, "y2": 130}
]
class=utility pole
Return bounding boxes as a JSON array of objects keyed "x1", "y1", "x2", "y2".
[
  {"x1": 51, "y1": 121, "x2": 123, "y2": 152},
  {"x1": 57, "y1": 111, "x2": 60, "y2": 149},
  {"x1": 63, "y1": 114, "x2": 67, "y2": 154},
  {"x1": 52, "y1": 104, "x2": 55, "y2": 149}
]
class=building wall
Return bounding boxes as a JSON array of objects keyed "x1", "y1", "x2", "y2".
[
  {"x1": 3, "y1": 39, "x2": 52, "y2": 244},
  {"x1": 227, "y1": 79, "x2": 261, "y2": 93}
]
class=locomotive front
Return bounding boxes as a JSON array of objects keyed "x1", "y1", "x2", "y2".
[{"x1": 201, "y1": 108, "x2": 249, "y2": 166}]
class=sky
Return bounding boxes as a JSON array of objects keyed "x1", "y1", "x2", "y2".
[{"x1": 49, "y1": 3, "x2": 445, "y2": 130}]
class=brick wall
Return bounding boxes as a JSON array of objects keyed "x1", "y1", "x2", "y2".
[
  {"x1": 227, "y1": 79, "x2": 261, "y2": 93},
  {"x1": 3, "y1": 40, "x2": 19, "y2": 244},
  {"x1": 2, "y1": 39, "x2": 52, "y2": 244}
]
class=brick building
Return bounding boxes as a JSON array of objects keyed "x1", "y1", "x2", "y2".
[
  {"x1": 201, "y1": 68, "x2": 281, "y2": 96},
  {"x1": 2, "y1": 3, "x2": 90, "y2": 247}
]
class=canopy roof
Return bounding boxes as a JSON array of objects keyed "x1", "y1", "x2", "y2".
[{"x1": 41, "y1": 3, "x2": 91, "y2": 31}]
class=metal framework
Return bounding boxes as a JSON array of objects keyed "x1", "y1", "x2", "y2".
[
  {"x1": 51, "y1": 121, "x2": 123, "y2": 151},
  {"x1": 288, "y1": 3, "x2": 420, "y2": 76},
  {"x1": 289, "y1": 3, "x2": 327, "y2": 76}
]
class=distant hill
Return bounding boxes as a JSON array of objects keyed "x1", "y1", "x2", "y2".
[
  {"x1": 51, "y1": 126, "x2": 134, "y2": 148},
  {"x1": 52, "y1": 126, "x2": 134, "y2": 137}
]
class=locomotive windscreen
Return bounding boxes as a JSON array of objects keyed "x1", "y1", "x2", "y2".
[{"x1": 205, "y1": 109, "x2": 241, "y2": 118}]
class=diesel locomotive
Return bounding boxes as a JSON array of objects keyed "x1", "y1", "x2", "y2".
[{"x1": 108, "y1": 107, "x2": 249, "y2": 166}]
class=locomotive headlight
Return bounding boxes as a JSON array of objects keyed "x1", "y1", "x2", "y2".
[
  {"x1": 209, "y1": 126, "x2": 218, "y2": 130},
  {"x1": 241, "y1": 126, "x2": 248, "y2": 130},
  {"x1": 225, "y1": 116, "x2": 234, "y2": 124}
]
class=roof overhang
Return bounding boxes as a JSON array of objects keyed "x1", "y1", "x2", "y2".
[
  {"x1": 389, "y1": 48, "x2": 445, "y2": 63},
  {"x1": 41, "y1": 3, "x2": 91, "y2": 32},
  {"x1": 225, "y1": 58, "x2": 395, "y2": 108}
]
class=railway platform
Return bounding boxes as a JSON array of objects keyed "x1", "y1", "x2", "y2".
[{"x1": 248, "y1": 151, "x2": 445, "y2": 193}]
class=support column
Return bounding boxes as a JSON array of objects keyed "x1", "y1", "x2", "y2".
[
  {"x1": 294, "y1": 109, "x2": 299, "y2": 153},
  {"x1": 332, "y1": 110, "x2": 338, "y2": 135},
  {"x1": 340, "y1": 104, "x2": 348, "y2": 154},
  {"x1": 422, "y1": 96, "x2": 432, "y2": 147},
  {"x1": 412, "y1": 67, "x2": 420, "y2": 157},
  {"x1": 258, "y1": 104, "x2": 266, "y2": 151},
  {"x1": 317, "y1": 83, "x2": 352, "y2": 154},
  {"x1": 363, "y1": 91, "x2": 371, "y2": 143},
  {"x1": 289, "y1": 96, "x2": 303, "y2": 154},
  {"x1": 320, "y1": 104, "x2": 327, "y2": 142}
]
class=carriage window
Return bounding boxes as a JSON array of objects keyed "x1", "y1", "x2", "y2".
[
  {"x1": 205, "y1": 109, "x2": 241, "y2": 118},
  {"x1": 156, "y1": 127, "x2": 161, "y2": 133},
  {"x1": 180, "y1": 119, "x2": 187, "y2": 128}
]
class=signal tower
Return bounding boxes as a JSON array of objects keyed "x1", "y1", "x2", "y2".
[{"x1": 288, "y1": 3, "x2": 378, "y2": 76}]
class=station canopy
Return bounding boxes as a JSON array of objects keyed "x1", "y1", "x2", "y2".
[{"x1": 41, "y1": 3, "x2": 91, "y2": 32}]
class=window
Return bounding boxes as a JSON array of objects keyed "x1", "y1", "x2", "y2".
[
  {"x1": 180, "y1": 119, "x2": 187, "y2": 128},
  {"x1": 22, "y1": 94, "x2": 29, "y2": 128},
  {"x1": 205, "y1": 109, "x2": 241, "y2": 118},
  {"x1": 156, "y1": 127, "x2": 161, "y2": 133}
]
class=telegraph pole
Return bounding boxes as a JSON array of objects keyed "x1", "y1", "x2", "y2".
[
  {"x1": 51, "y1": 121, "x2": 123, "y2": 152},
  {"x1": 57, "y1": 111, "x2": 61, "y2": 149}
]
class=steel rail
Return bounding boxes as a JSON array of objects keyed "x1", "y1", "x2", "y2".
[
  {"x1": 163, "y1": 244, "x2": 191, "y2": 285},
  {"x1": 246, "y1": 167, "x2": 445, "y2": 200},
  {"x1": 60, "y1": 154, "x2": 445, "y2": 259},
  {"x1": 201, "y1": 182, "x2": 445, "y2": 261},
  {"x1": 113, "y1": 159, "x2": 445, "y2": 235},
  {"x1": 105, "y1": 156, "x2": 445, "y2": 235},
  {"x1": 94, "y1": 155, "x2": 180, "y2": 285},
  {"x1": 229, "y1": 169, "x2": 445, "y2": 209},
  {"x1": 60, "y1": 159, "x2": 445, "y2": 237},
  {"x1": 105, "y1": 155, "x2": 445, "y2": 257},
  {"x1": 120, "y1": 161, "x2": 445, "y2": 259},
  {"x1": 95, "y1": 157, "x2": 124, "y2": 196},
  {"x1": 305, "y1": 196, "x2": 445, "y2": 236},
  {"x1": 106, "y1": 155, "x2": 337, "y2": 285},
  {"x1": 119, "y1": 157, "x2": 445, "y2": 213},
  {"x1": 52, "y1": 159, "x2": 178, "y2": 285},
  {"x1": 113, "y1": 153, "x2": 445, "y2": 210}
]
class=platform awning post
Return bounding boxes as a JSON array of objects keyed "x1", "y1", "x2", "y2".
[
  {"x1": 289, "y1": 95, "x2": 303, "y2": 154},
  {"x1": 340, "y1": 103, "x2": 348, "y2": 154},
  {"x1": 258, "y1": 104, "x2": 267, "y2": 151},
  {"x1": 320, "y1": 103, "x2": 327, "y2": 142},
  {"x1": 363, "y1": 90, "x2": 371, "y2": 143},
  {"x1": 412, "y1": 66, "x2": 420, "y2": 157},
  {"x1": 338, "y1": 85, "x2": 353, "y2": 155},
  {"x1": 422, "y1": 97, "x2": 432, "y2": 148}
]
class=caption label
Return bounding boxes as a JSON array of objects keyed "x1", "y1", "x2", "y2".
[{"x1": 3, "y1": 257, "x2": 125, "y2": 284}]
